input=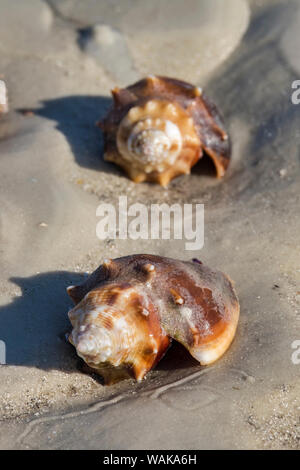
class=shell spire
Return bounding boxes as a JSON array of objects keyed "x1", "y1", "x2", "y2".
[
  {"x1": 99, "y1": 76, "x2": 231, "y2": 186},
  {"x1": 67, "y1": 255, "x2": 239, "y2": 384}
]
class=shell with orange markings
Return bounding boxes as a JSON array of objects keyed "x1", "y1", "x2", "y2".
[
  {"x1": 99, "y1": 76, "x2": 231, "y2": 186},
  {"x1": 67, "y1": 255, "x2": 239, "y2": 384}
]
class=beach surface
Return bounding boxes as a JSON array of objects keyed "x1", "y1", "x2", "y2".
[{"x1": 0, "y1": 0, "x2": 299, "y2": 449}]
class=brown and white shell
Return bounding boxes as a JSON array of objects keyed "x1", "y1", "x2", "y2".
[
  {"x1": 99, "y1": 76, "x2": 230, "y2": 186},
  {"x1": 67, "y1": 255, "x2": 239, "y2": 384}
]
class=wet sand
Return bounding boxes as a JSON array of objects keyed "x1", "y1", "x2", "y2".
[{"x1": 0, "y1": 0, "x2": 299, "y2": 449}]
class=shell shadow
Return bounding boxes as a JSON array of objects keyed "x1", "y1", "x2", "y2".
[
  {"x1": 21, "y1": 95, "x2": 121, "y2": 175},
  {"x1": 0, "y1": 271, "x2": 85, "y2": 371},
  {"x1": 25, "y1": 95, "x2": 219, "y2": 181},
  {"x1": 0, "y1": 271, "x2": 198, "y2": 378}
]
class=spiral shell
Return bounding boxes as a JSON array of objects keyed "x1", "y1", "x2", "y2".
[
  {"x1": 99, "y1": 76, "x2": 230, "y2": 186},
  {"x1": 67, "y1": 255, "x2": 239, "y2": 384}
]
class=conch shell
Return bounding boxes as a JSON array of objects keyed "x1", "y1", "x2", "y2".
[
  {"x1": 99, "y1": 76, "x2": 230, "y2": 186},
  {"x1": 67, "y1": 255, "x2": 239, "y2": 384}
]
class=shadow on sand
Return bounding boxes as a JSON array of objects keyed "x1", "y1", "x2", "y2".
[
  {"x1": 20, "y1": 95, "x2": 218, "y2": 180},
  {"x1": 0, "y1": 271, "x2": 198, "y2": 377},
  {"x1": 25, "y1": 95, "x2": 122, "y2": 176},
  {"x1": 0, "y1": 271, "x2": 84, "y2": 370}
]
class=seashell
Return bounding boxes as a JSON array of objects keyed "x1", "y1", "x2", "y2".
[
  {"x1": 0, "y1": 80, "x2": 8, "y2": 114},
  {"x1": 98, "y1": 76, "x2": 230, "y2": 186},
  {"x1": 67, "y1": 255, "x2": 239, "y2": 384}
]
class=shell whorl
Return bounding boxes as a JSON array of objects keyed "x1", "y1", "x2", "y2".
[
  {"x1": 68, "y1": 282, "x2": 170, "y2": 382},
  {"x1": 126, "y1": 120, "x2": 182, "y2": 171},
  {"x1": 116, "y1": 99, "x2": 198, "y2": 179},
  {"x1": 69, "y1": 301, "x2": 129, "y2": 365}
]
